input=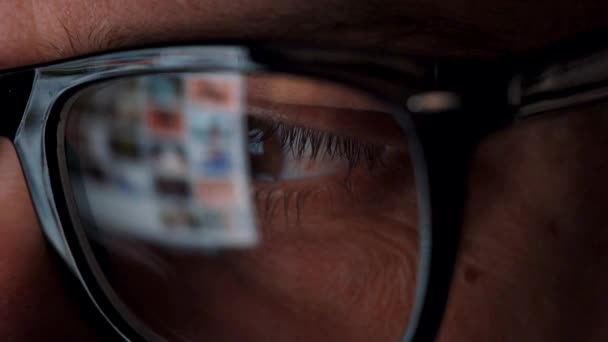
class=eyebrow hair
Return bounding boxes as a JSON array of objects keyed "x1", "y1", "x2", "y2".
[
  {"x1": 14, "y1": 0, "x2": 608, "y2": 70},
  {"x1": 318, "y1": 6, "x2": 507, "y2": 57},
  {"x1": 59, "y1": 20, "x2": 135, "y2": 58},
  {"x1": 47, "y1": 1, "x2": 504, "y2": 62}
]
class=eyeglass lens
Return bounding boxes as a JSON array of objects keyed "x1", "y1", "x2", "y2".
[{"x1": 60, "y1": 72, "x2": 421, "y2": 341}]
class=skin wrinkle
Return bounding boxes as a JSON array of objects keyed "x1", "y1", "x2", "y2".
[
  {"x1": 149, "y1": 223, "x2": 409, "y2": 341},
  {"x1": 266, "y1": 229, "x2": 410, "y2": 338},
  {"x1": 33, "y1": 1, "x2": 128, "y2": 58}
]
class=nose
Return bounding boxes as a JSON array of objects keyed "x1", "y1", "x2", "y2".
[{"x1": 0, "y1": 138, "x2": 102, "y2": 341}]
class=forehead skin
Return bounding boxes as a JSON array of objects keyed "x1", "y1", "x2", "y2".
[{"x1": 1, "y1": 0, "x2": 608, "y2": 68}]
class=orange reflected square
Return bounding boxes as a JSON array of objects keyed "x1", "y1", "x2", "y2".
[
  {"x1": 186, "y1": 77, "x2": 240, "y2": 112},
  {"x1": 194, "y1": 180, "x2": 236, "y2": 207},
  {"x1": 145, "y1": 108, "x2": 185, "y2": 137}
]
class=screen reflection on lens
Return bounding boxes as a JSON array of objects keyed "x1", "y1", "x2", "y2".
[{"x1": 61, "y1": 72, "x2": 420, "y2": 342}]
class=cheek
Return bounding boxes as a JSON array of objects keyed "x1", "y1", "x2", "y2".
[
  {"x1": 438, "y1": 108, "x2": 608, "y2": 342},
  {"x1": 101, "y1": 160, "x2": 419, "y2": 341},
  {"x1": 107, "y1": 216, "x2": 418, "y2": 342}
]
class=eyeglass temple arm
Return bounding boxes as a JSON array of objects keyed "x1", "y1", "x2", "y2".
[
  {"x1": 512, "y1": 49, "x2": 608, "y2": 118},
  {"x1": 0, "y1": 69, "x2": 35, "y2": 140}
]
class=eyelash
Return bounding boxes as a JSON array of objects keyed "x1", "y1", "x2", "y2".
[
  {"x1": 253, "y1": 186, "x2": 314, "y2": 226},
  {"x1": 248, "y1": 118, "x2": 386, "y2": 169},
  {"x1": 248, "y1": 118, "x2": 388, "y2": 225}
]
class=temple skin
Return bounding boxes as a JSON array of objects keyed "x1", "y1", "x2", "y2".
[{"x1": 1, "y1": 1, "x2": 608, "y2": 341}]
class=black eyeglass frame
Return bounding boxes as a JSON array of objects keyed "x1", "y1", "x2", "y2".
[{"x1": 0, "y1": 36, "x2": 605, "y2": 342}]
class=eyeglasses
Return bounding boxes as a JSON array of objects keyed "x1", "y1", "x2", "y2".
[{"x1": 1, "y1": 38, "x2": 606, "y2": 342}]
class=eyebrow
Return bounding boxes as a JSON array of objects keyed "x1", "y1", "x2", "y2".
[{"x1": 39, "y1": 1, "x2": 499, "y2": 64}]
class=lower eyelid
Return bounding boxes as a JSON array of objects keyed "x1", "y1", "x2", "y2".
[
  {"x1": 254, "y1": 189, "x2": 295, "y2": 232},
  {"x1": 249, "y1": 150, "x2": 412, "y2": 230},
  {"x1": 252, "y1": 180, "x2": 339, "y2": 230}
]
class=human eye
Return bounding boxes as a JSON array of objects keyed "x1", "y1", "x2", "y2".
[
  {"x1": 241, "y1": 75, "x2": 415, "y2": 233},
  {"x1": 248, "y1": 118, "x2": 386, "y2": 179},
  {"x1": 245, "y1": 112, "x2": 411, "y2": 228}
]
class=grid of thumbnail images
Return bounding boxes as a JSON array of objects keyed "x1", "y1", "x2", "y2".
[{"x1": 68, "y1": 73, "x2": 257, "y2": 249}]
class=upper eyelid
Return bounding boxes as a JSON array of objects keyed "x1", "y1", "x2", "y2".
[
  {"x1": 249, "y1": 118, "x2": 386, "y2": 169},
  {"x1": 246, "y1": 100, "x2": 405, "y2": 146}
]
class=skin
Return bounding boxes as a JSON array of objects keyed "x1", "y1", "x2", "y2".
[
  {"x1": 69, "y1": 74, "x2": 418, "y2": 341},
  {"x1": 1, "y1": 1, "x2": 608, "y2": 341}
]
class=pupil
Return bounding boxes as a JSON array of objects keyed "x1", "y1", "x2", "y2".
[{"x1": 248, "y1": 118, "x2": 284, "y2": 181}]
